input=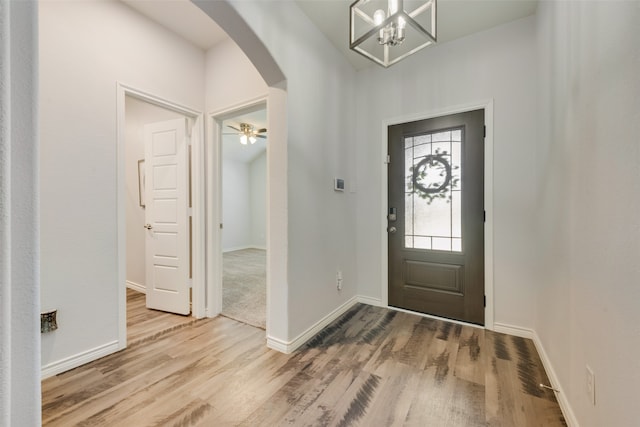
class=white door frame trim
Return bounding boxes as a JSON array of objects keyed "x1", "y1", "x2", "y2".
[
  {"x1": 380, "y1": 100, "x2": 495, "y2": 330},
  {"x1": 116, "y1": 82, "x2": 206, "y2": 350},
  {"x1": 206, "y1": 95, "x2": 268, "y2": 320}
]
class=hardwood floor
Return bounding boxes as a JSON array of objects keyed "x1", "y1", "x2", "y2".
[
  {"x1": 42, "y1": 303, "x2": 565, "y2": 426},
  {"x1": 126, "y1": 288, "x2": 195, "y2": 345}
]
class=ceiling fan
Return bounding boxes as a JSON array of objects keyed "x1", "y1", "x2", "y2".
[{"x1": 224, "y1": 123, "x2": 267, "y2": 145}]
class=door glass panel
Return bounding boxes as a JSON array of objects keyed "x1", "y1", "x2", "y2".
[
  {"x1": 405, "y1": 128, "x2": 463, "y2": 252},
  {"x1": 414, "y1": 236, "x2": 431, "y2": 250}
]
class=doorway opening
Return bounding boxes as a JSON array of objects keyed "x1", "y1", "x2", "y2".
[
  {"x1": 117, "y1": 84, "x2": 205, "y2": 349},
  {"x1": 209, "y1": 99, "x2": 268, "y2": 330},
  {"x1": 381, "y1": 101, "x2": 495, "y2": 328},
  {"x1": 387, "y1": 109, "x2": 485, "y2": 325}
]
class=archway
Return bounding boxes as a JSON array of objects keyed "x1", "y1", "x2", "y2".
[{"x1": 192, "y1": 0, "x2": 289, "y2": 345}]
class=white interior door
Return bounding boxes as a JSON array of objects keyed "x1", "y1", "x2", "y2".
[{"x1": 144, "y1": 118, "x2": 190, "y2": 315}]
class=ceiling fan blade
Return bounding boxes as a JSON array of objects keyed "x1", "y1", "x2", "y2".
[
  {"x1": 256, "y1": 135, "x2": 267, "y2": 139},
  {"x1": 256, "y1": 128, "x2": 267, "y2": 134},
  {"x1": 226, "y1": 125, "x2": 240, "y2": 132}
]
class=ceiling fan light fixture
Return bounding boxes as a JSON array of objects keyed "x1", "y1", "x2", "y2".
[
  {"x1": 350, "y1": 0, "x2": 437, "y2": 68},
  {"x1": 226, "y1": 122, "x2": 267, "y2": 146}
]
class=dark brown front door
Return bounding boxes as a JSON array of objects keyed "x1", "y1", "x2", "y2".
[{"x1": 388, "y1": 109, "x2": 485, "y2": 325}]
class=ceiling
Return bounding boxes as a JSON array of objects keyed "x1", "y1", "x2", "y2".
[
  {"x1": 121, "y1": 0, "x2": 228, "y2": 50},
  {"x1": 222, "y1": 109, "x2": 268, "y2": 164},
  {"x1": 121, "y1": 0, "x2": 538, "y2": 69},
  {"x1": 296, "y1": 0, "x2": 538, "y2": 70}
]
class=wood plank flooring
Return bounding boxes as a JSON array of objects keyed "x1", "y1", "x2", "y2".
[
  {"x1": 126, "y1": 288, "x2": 196, "y2": 345},
  {"x1": 42, "y1": 303, "x2": 566, "y2": 426}
]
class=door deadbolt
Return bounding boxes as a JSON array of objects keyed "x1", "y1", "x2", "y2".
[
  {"x1": 388, "y1": 207, "x2": 397, "y2": 222},
  {"x1": 144, "y1": 224, "x2": 153, "y2": 230},
  {"x1": 388, "y1": 226, "x2": 397, "y2": 234}
]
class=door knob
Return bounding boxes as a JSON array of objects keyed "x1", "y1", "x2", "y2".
[
  {"x1": 144, "y1": 224, "x2": 153, "y2": 230},
  {"x1": 388, "y1": 226, "x2": 397, "y2": 234}
]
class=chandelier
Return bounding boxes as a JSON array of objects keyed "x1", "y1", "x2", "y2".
[{"x1": 350, "y1": 0, "x2": 437, "y2": 68}]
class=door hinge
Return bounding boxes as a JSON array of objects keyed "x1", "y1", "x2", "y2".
[
  {"x1": 385, "y1": 154, "x2": 391, "y2": 164},
  {"x1": 484, "y1": 295, "x2": 486, "y2": 307},
  {"x1": 483, "y1": 125, "x2": 486, "y2": 138},
  {"x1": 483, "y1": 210, "x2": 486, "y2": 222},
  {"x1": 220, "y1": 223, "x2": 223, "y2": 229}
]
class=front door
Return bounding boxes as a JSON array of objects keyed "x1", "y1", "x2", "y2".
[
  {"x1": 388, "y1": 110, "x2": 485, "y2": 325},
  {"x1": 144, "y1": 118, "x2": 190, "y2": 315}
]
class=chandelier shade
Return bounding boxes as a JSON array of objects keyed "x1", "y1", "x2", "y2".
[{"x1": 350, "y1": 0, "x2": 437, "y2": 68}]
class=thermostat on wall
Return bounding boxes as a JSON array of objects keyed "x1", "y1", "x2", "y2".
[{"x1": 334, "y1": 178, "x2": 345, "y2": 192}]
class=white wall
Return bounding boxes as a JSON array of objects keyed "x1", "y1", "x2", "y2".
[
  {"x1": 222, "y1": 158, "x2": 252, "y2": 251},
  {"x1": 250, "y1": 151, "x2": 267, "y2": 248},
  {"x1": 221, "y1": 150, "x2": 267, "y2": 252},
  {"x1": 355, "y1": 17, "x2": 539, "y2": 329},
  {"x1": 534, "y1": 2, "x2": 640, "y2": 425},
  {"x1": 196, "y1": 0, "x2": 289, "y2": 343},
  {"x1": 21, "y1": 0, "x2": 640, "y2": 422},
  {"x1": 0, "y1": 1, "x2": 40, "y2": 423},
  {"x1": 205, "y1": 38, "x2": 269, "y2": 113},
  {"x1": 125, "y1": 96, "x2": 185, "y2": 289},
  {"x1": 224, "y1": 1, "x2": 359, "y2": 341},
  {"x1": 39, "y1": 0, "x2": 205, "y2": 370},
  {"x1": 205, "y1": 37, "x2": 270, "y2": 253}
]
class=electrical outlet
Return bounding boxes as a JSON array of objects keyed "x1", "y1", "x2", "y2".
[
  {"x1": 336, "y1": 271, "x2": 343, "y2": 291},
  {"x1": 586, "y1": 365, "x2": 596, "y2": 406}
]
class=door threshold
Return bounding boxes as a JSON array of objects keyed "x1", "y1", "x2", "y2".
[{"x1": 385, "y1": 305, "x2": 485, "y2": 330}]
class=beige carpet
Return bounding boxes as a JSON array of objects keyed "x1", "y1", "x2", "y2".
[{"x1": 222, "y1": 248, "x2": 266, "y2": 329}]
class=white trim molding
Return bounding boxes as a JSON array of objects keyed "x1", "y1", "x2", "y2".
[
  {"x1": 493, "y1": 322, "x2": 579, "y2": 427},
  {"x1": 380, "y1": 100, "x2": 495, "y2": 329},
  {"x1": 267, "y1": 296, "x2": 359, "y2": 354},
  {"x1": 222, "y1": 245, "x2": 266, "y2": 253},
  {"x1": 125, "y1": 280, "x2": 146, "y2": 294},
  {"x1": 116, "y1": 82, "x2": 205, "y2": 351},
  {"x1": 277, "y1": 295, "x2": 487, "y2": 355},
  {"x1": 207, "y1": 96, "x2": 270, "y2": 323},
  {"x1": 41, "y1": 341, "x2": 120, "y2": 380},
  {"x1": 357, "y1": 295, "x2": 383, "y2": 307},
  {"x1": 493, "y1": 322, "x2": 535, "y2": 339},
  {"x1": 273, "y1": 294, "x2": 579, "y2": 426},
  {"x1": 532, "y1": 331, "x2": 579, "y2": 427}
]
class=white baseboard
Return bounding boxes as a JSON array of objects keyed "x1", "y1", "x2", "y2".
[
  {"x1": 350, "y1": 306, "x2": 578, "y2": 425},
  {"x1": 266, "y1": 296, "x2": 359, "y2": 354},
  {"x1": 493, "y1": 322, "x2": 535, "y2": 339},
  {"x1": 493, "y1": 322, "x2": 578, "y2": 427},
  {"x1": 265, "y1": 335, "x2": 289, "y2": 353},
  {"x1": 223, "y1": 245, "x2": 267, "y2": 253},
  {"x1": 126, "y1": 280, "x2": 146, "y2": 294},
  {"x1": 532, "y1": 331, "x2": 580, "y2": 427},
  {"x1": 222, "y1": 245, "x2": 251, "y2": 253},
  {"x1": 357, "y1": 295, "x2": 383, "y2": 307},
  {"x1": 287, "y1": 297, "x2": 574, "y2": 426},
  {"x1": 41, "y1": 340, "x2": 120, "y2": 379}
]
